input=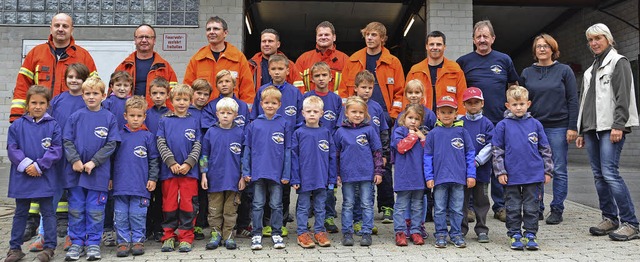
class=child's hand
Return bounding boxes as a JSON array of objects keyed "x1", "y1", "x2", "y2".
[
  {"x1": 373, "y1": 174, "x2": 383, "y2": 185},
  {"x1": 426, "y1": 180, "x2": 434, "y2": 189},
  {"x1": 281, "y1": 179, "x2": 289, "y2": 185},
  {"x1": 238, "y1": 179, "x2": 246, "y2": 191},
  {"x1": 72, "y1": 160, "x2": 84, "y2": 173},
  {"x1": 544, "y1": 174, "x2": 552, "y2": 184},
  {"x1": 25, "y1": 164, "x2": 40, "y2": 177},
  {"x1": 337, "y1": 176, "x2": 342, "y2": 187},
  {"x1": 179, "y1": 163, "x2": 191, "y2": 175},
  {"x1": 108, "y1": 180, "x2": 113, "y2": 190},
  {"x1": 170, "y1": 164, "x2": 181, "y2": 174},
  {"x1": 147, "y1": 180, "x2": 157, "y2": 191},
  {"x1": 244, "y1": 176, "x2": 251, "y2": 182},
  {"x1": 84, "y1": 161, "x2": 96, "y2": 175},
  {"x1": 201, "y1": 176, "x2": 208, "y2": 190},
  {"x1": 467, "y1": 178, "x2": 476, "y2": 188},
  {"x1": 293, "y1": 184, "x2": 300, "y2": 190},
  {"x1": 498, "y1": 174, "x2": 508, "y2": 185},
  {"x1": 414, "y1": 128, "x2": 426, "y2": 140}
]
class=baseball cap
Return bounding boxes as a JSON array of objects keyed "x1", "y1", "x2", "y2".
[
  {"x1": 436, "y1": 96, "x2": 458, "y2": 109},
  {"x1": 463, "y1": 87, "x2": 484, "y2": 101}
]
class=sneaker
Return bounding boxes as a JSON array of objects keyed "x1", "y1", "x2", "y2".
[
  {"x1": 193, "y1": 226, "x2": 205, "y2": 240},
  {"x1": 538, "y1": 212, "x2": 544, "y2": 221},
  {"x1": 395, "y1": 232, "x2": 408, "y2": 246},
  {"x1": 250, "y1": 236, "x2": 263, "y2": 250},
  {"x1": 5, "y1": 249, "x2": 26, "y2": 262},
  {"x1": 225, "y1": 239, "x2": 237, "y2": 250},
  {"x1": 477, "y1": 232, "x2": 490, "y2": 243},
  {"x1": 116, "y1": 244, "x2": 130, "y2": 257},
  {"x1": 342, "y1": 233, "x2": 354, "y2": 246},
  {"x1": 360, "y1": 234, "x2": 372, "y2": 246},
  {"x1": 450, "y1": 235, "x2": 466, "y2": 248},
  {"x1": 65, "y1": 244, "x2": 83, "y2": 261},
  {"x1": 590, "y1": 217, "x2": 619, "y2": 236},
  {"x1": 434, "y1": 235, "x2": 447, "y2": 248},
  {"x1": 63, "y1": 236, "x2": 72, "y2": 251},
  {"x1": 236, "y1": 226, "x2": 252, "y2": 238},
  {"x1": 493, "y1": 208, "x2": 506, "y2": 222},
  {"x1": 85, "y1": 245, "x2": 101, "y2": 261},
  {"x1": 131, "y1": 242, "x2": 144, "y2": 256},
  {"x1": 467, "y1": 208, "x2": 476, "y2": 222},
  {"x1": 609, "y1": 222, "x2": 640, "y2": 241},
  {"x1": 281, "y1": 226, "x2": 289, "y2": 237},
  {"x1": 546, "y1": 211, "x2": 563, "y2": 225},
  {"x1": 153, "y1": 232, "x2": 163, "y2": 242},
  {"x1": 161, "y1": 238, "x2": 175, "y2": 252},
  {"x1": 522, "y1": 233, "x2": 539, "y2": 250},
  {"x1": 381, "y1": 206, "x2": 393, "y2": 224},
  {"x1": 262, "y1": 226, "x2": 272, "y2": 237},
  {"x1": 102, "y1": 231, "x2": 116, "y2": 247},
  {"x1": 324, "y1": 217, "x2": 339, "y2": 233},
  {"x1": 372, "y1": 224, "x2": 378, "y2": 235},
  {"x1": 272, "y1": 235, "x2": 285, "y2": 249},
  {"x1": 178, "y1": 241, "x2": 192, "y2": 252},
  {"x1": 410, "y1": 233, "x2": 424, "y2": 245},
  {"x1": 36, "y1": 248, "x2": 54, "y2": 262},
  {"x1": 206, "y1": 231, "x2": 222, "y2": 250},
  {"x1": 354, "y1": 221, "x2": 363, "y2": 236},
  {"x1": 314, "y1": 232, "x2": 331, "y2": 247},
  {"x1": 297, "y1": 232, "x2": 315, "y2": 248},
  {"x1": 510, "y1": 233, "x2": 524, "y2": 250},
  {"x1": 28, "y1": 234, "x2": 44, "y2": 252}
]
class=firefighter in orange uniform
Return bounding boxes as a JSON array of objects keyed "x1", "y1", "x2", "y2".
[{"x1": 249, "y1": 28, "x2": 303, "y2": 92}]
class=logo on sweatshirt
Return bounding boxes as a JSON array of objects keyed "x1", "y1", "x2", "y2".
[
  {"x1": 490, "y1": 65, "x2": 503, "y2": 74},
  {"x1": 285, "y1": 106, "x2": 297, "y2": 116},
  {"x1": 528, "y1": 132, "x2": 539, "y2": 144},
  {"x1": 229, "y1": 142, "x2": 242, "y2": 155},
  {"x1": 451, "y1": 137, "x2": 464, "y2": 149},
  {"x1": 94, "y1": 127, "x2": 109, "y2": 139},
  {"x1": 372, "y1": 116, "x2": 381, "y2": 127},
  {"x1": 184, "y1": 129, "x2": 196, "y2": 141},
  {"x1": 356, "y1": 134, "x2": 369, "y2": 146},
  {"x1": 133, "y1": 146, "x2": 148, "y2": 158},
  {"x1": 234, "y1": 115, "x2": 246, "y2": 127},
  {"x1": 272, "y1": 132, "x2": 285, "y2": 144},
  {"x1": 476, "y1": 134, "x2": 486, "y2": 145},
  {"x1": 41, "y1": 137, "x2": 52, "y2": 149},
  {"x1": 318, "y1": 140, "x2": 330, "y2": 152},
  {"x1": 324, "y1": 110, "x2": 336, "y2": 121}
]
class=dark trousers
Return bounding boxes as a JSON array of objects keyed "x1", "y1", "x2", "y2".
[
  {"x1": 462, "y1": 182, "x2": 490, "y2": 236},
  {"x1": 376, "y1": 158, "x2": 394, "y2": 212},
  {"x1": 11, "y1": 197, "x2": 56, "y2": 250},
  {"x1": 195, "y1": 185, "x2": 209, "y2": 228},
  {"x1": 236, "y1": 186, "x2": 253, "y2": 229},
  {"x1": 146, "y1": 180, "x2": 163, "y2": 234},
  {"x1": 504, "y1": 183, "x2": 542, "y2": 237}
]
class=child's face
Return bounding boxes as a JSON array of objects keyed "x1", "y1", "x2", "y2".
[
  {"x1": 436, "y1": 106, "x2": 457, "y2": 126},
  {"x1": 403, "y1": 111, "x2": 422, "y2": 130},
  {"x1": 216, "y1": 108, "x2": 237, "y2": 128},
  {"x1": 216, "y1": 74, "x2": 235, "y2": 97},
  {"x1": 172, "y1": 94, "x2": 191, "y2": 115},
  {"x1": 261, "y1": 96, "x2": 281, "y2": 118},
  {"x1": 311, "y1": 69, "x2": 331, "y2": 91},
  {"x1": 27, "y1": 94, "x2": 48, "y2": 120},
  {"x1": 66, "y1": 69, "x2": 84, "y2": 94},
  {"x1": 268, "y1": 61, "x2": 289, "y2": 85},
  {"x1": 302, "y1": 104, "x2": 323, "y2": 127},
  {"x1": 112, "y1": 80, "x2": 132, "y2": 99},
  {"x1": 82, "y1": 87, "x2": 105, "y2": 111},
  {"x1": 345, "y1": 103, "x2": 366, "y2": 125},
  {"x1": 193, "y1": 90, "x2": 211, "y2": 108},
  {"x1": 464, "y1": 98, "x2": 484, "y2": 115},
  {"x1": 124, "y1": 107, "x2": 146, "y2": 130},
  {"x1": 355, "y1": 81, "x2": 374, "y2": 101},
  {"x1": 406, "y1": 88, "x2": 423, "y2": 105},
  {"x1": 505, "y1": 97, "x2": 531, "y2": 117},
  {"x1": 150, "y1": 85, "x2": 168, "y2": 107}
]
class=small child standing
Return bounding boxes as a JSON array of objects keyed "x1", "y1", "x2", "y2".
[
  {"x1": 334, "y1": 96, "x2": 383, "y2": 247},
  {"x1": 200, "y1": 97, "x2": 246, "y2": 250},
  {"x1": 201, "y1": 70, "x2": 251, "y2": 130},
  {"x1": 291, "y1": 96, "x2": 337, "y2": 248},
  {"x1": 112, "y1": 96, "x2": 159, "y2": 257},
  {"x1": 6, "y1": 85, "x2": 62, "y2": 262},
  {"x1": 103, "y1": 71, "x2": 134, "y2": 130},
  {"x1": 157, "y1": 84, "x2": 202, "y2": 253},
  {"x1": 424, "y1": 96, "x2": 476, "y2": 249},
  {"x1": 492, "y1": 86, "x2": 553, "y2": 250},
  {"x1": 391, "y1": 104, "x2": 427, "y2": 246}
]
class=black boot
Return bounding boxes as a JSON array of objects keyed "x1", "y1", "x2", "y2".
[{"x1": 23, "y1": 213, "x2": 40, "y2": 241}]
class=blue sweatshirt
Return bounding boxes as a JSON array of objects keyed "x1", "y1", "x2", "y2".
[
  {"x1": 145, "y1": 106, "x2": 169, "y2": 135},
  {"x1": 338, "y1": 99, "x2": 389, "y2": 134},
  {"x1": 157, "y1": 113, "x2": 202, "y2": 181},
  {"x1": 48, "y1": 92, "x2": 86, "y2": 190},
  {"x1": 492, "y1": 111, "x2": 554, "y2": 185},
  {"x1": 102, "y1": 95, "x2": 128, "y2": 130},
  {"x1": 7, "y1": 114, "x2": 63, "y2": 199},
  {"x1": 461, "y1": 113, "x2": 494, "y2": 183},
  {"x1": 393, "y1": 105, "x2": 437, "y2": 134},
  {"x1": 251, "y1": 81, "x2": 303, "y2": 129},
  {"x1": 291, "y1": 125, "x2": 338, "y2": 193},
  {"x1": 242, "y1": 114, "x2": 292, "y2": 183},
  {"x1": 423, "y1": 120, "x2": 476, "y2": 186},
  {"x1": 391, "y1": 126, "x2": 425, "y2": 191},
  {"x1": 200, "y1": 123, "x2": 244, "y2": 193},
  {"x1": 188, "y1": 105, "x2": 203, "y2": 124},
  {"x1": 113, "y1": 125, "x2": 159, "y2": 198},
  {"x1": 334, "y1": 121, "x2": 383, "y2": 183},
  {"x1": 302, "y1": 90, "x2": 343, "y2": 132},
  {"x1": 201, "y1": 95, "x2": 250, "y2": 130}
]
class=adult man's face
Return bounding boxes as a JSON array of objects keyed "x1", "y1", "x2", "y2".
[
  {"x1": 206, "y1": 21, "x2": 228, "y2": 46},
  {"x1": 426, "y1": 36, "x2": 446, "y2": 61},
  {"x1": 134, "y1": 25, "x2": 156, "y2": 53},
  {"x1": 473, "y1": 26, "x2": 495, "y2": 55},
  {"x1": 316, "y1": 27, "x2": 336, "y2": 49},
  {"x1": 365, "y1": 30, "x2": 383, "y2": 51},
  {"x1": 260, "y1": 33, "x2": 280, "y2": 56},
  {"x1": 50, "y1": 13, "x2": 73, "y2": 45}
]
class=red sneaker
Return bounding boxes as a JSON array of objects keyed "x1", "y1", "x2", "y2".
[
  {"x1": 395, "y1": 232, "x2": 408, "y2": 246},
  {"x1": 410, "y1": 233, "x2": 424, "y2": 245}
]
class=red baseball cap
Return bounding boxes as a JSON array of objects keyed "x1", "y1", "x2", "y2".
[
  {"x1": 463, "y1": 87, "x2": 484, "y2": 101},
  {"x1": 436, "y1": 96, "x2": 458, "y2": 109}
]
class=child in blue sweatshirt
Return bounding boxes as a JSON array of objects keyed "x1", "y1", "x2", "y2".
[
  {"x1": 6, "y1": 85, "x2": 62, "y2": 262},
  {"x1": 189, "y1": 78, "x2": 212, "y2": 241},
  {"x1": 112, "y1": 96, "x2": 159, "y2": 257},
  {"x1": 291, "y1": 96, "x2": 337, "y2": 248},
  {"x1": 243, "y1": 86, "x2": 292, "y2": 250},
  {"x1": 460, "y1": 87, "x2": 494, "y2": 243},
  {"x1": 63, "y1": 77, "x2": 121, "y2": 261},
  {"x1": 201, "y1": 70, "x2": 250, "y2": 130},
  {"x1": 424, "y1": 96, "x2": 476, "y2": 249},
  {"x1": 334, "y1": 96, "x2": 383, "y2": 247},
  {"x1": 199, "y1": 97, "x2": 246, "y2": 251},
  {"x1": 492, "y1": 85, "x2": 553, "y2": 251}
]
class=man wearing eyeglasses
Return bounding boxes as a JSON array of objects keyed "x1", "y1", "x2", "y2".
[{"x1": 115, "y1": 24, "x2": 178, "y2": 108}]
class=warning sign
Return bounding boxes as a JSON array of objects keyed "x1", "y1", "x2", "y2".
[{"x1": 163, "y1": 33, "x2": 187, "y2": 51}]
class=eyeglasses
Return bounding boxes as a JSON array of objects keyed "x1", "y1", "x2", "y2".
[
  {"x1": 536, "y1": 44, "x2": 550, "y2": 50},
  {"x1": 135, "y1": 35, "x2": 155, "y2": 40}
]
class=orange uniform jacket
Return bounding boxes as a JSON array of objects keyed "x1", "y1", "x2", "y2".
[
  {"x1": 339, "y1": 47, "x2": 405, "y2": 118},
  {"x1": 115, "y1": 51, "x2": 178, "y2": 109},
  {"x1": 405, "y1": 57, "x2": 467, "y2": 114},
  {"x1": 295, "y1": 45, "x2": 349, "y2": 93},
  {"x1": 11, "y1": 35, "x2": 98, "y2": 122},
  {"x1": 248, "y1": 51, "x2": 303, "y2": 92},
  {"x1": 184, "y1": 42, "x2": 255, "y2": 108}
]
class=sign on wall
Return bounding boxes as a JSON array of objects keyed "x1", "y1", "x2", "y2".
[{"x1": 163, "y1": 33, "x2": 187, "y2": 51}]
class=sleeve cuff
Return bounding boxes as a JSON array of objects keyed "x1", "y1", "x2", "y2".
[{"x1": 17, "y1": 157, "x2": 34, "y2": 172}]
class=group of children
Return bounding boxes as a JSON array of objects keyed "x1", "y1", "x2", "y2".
[{"x1": 6, "y1": 53, "x2": 554, "y2": 262}]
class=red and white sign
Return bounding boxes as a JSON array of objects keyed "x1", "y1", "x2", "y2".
[{"x1": 163, "y1": 33, "x2": 187, "y2": 51}]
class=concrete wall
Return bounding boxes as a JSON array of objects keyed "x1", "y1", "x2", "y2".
[{"x1": 426, "y1": 0, "x2": 474, "y2": 60}]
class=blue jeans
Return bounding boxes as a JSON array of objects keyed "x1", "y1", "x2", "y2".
[
  {"x1": 68, "y1": 187, "x2": 108, "y2": 246},
  {"x1": 584, "y1": 130, "x2": 639, "y2": 226},
  {"x1": 11, "y1": 197, "x2": 56, "y2": 250},
  {"x1": 342, "y1": 181, "x2": 374, "y2": 234},
  {"x1": 394, "y1": 190, "x2": 424, "y2": 234},
  {"x1": 296, "y1": 188, "x2": 327, "y2": 235},
  {"x1": 114, "y1": 195, "x2": 149, "y2": 244},
  {"x1": 404, "y1": 194, "x2": 428, "y2": 223},
  {"x1": 38, "y1": 187, "x2": 65, "y2": 236},
  {"x1": 251, "y1": 179, "x2": 283, "y2": 236},
  {"x1": 541, "y1": 127, "x2": 569, "y2": 213},
  {"x1": 433, "y1": 183, "x2": 464, "y2": 238}
]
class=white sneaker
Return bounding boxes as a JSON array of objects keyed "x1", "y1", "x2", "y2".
[
  {"x1": 251, "y1": 236, "x2": 263, "y2": 250},
  {"x1": 272, "y1": 235, "x2": 285, "y2": 249}
]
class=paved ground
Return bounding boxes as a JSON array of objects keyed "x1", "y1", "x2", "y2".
[{"x1": 2, "y1": 163, "x2": 640, "y2": 261}]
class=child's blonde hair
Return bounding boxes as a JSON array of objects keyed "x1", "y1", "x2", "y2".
[
  {"x1": 216, "y1": 69, "x2": 237, "y2": 86},
  {"x1": 149, "y1": 76, "x2": 170, "y2": 92},
  {"x1": 109, "y1": 71, "x2": 133, "y2": 87},
  {"x1": 310, "y1": 62, "x2": 331, "y2": 76},
  {"x1": 344, "y1": 96, "x2": 370, "y2": 121},
  {"x1": 170, "y1": 84, "x2": 193, "y2": 100},
  {"x1": 192, "y1": 78, "x2": 213, "y2": 95},
  {"x1": 125, "y1": 95, "x2": 148, "y2": 113},
  {"x1": 506, "y1": 85, "x2": 529, "y2": 101},
  {"x1": 355, "y1": 70, "x2": 375, "y2": 88},
  {"x1": 404, "y1": 79, "x2": 425, "y2": 102},
  {"x1": 216, "y1": 97, "x2": 239, "y2": 113},
  {"x1": 261, "y1": 86, "x2": 282, "y2": 102},
  {"x1": 397, "y1": 103, "x2": 425, "y2": 128},
  {"x1": 82, "y1": 76, "x2": 106, "y2": 94},
  {"x1": 302, "y1": 95, "x2": 324, "y2": 111},
  {"x1": 26, "y1": 85, "x2": 52, "y2": 109}
]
